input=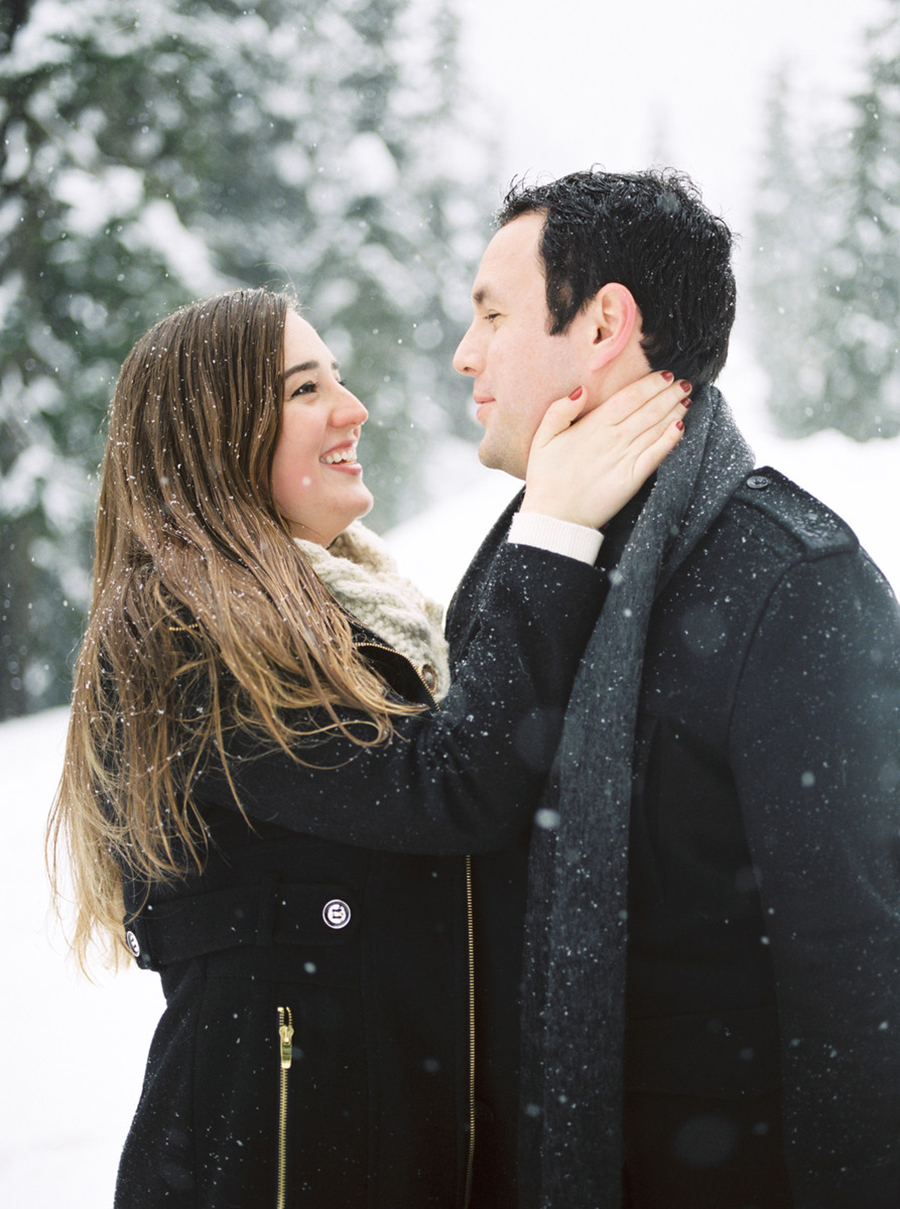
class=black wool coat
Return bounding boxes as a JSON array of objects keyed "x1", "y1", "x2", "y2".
[
  {"x1": 113, "y1": 543, "x2": 607, "y2": 1209},
  {"x1": 449, "y1": 470, "x2": 900, "y2": 1209}
]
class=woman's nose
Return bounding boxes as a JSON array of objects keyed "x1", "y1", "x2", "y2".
[{"x1": 333, "y1": 389, "x2": 368, "y2": 429}]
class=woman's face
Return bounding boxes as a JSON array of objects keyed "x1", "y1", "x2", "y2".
[{"x1": 270, "y1": 310, "x2": 374, "y2": 546}]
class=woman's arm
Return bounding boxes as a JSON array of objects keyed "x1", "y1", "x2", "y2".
[{"x1": 197, "y1": 540, "x2": 603, "y2": 854}]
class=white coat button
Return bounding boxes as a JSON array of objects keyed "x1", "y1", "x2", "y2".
[
  {"x1": 322, "y1": 899, "x2": 352, "y2": 929},
  {"x1": 125, "y1": 930, "x2": 141, "y2": 958}
]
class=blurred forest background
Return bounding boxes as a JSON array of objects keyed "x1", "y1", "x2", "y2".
[
  {"x1": 0, "y1": 0, "x2": 494, "y2": 719},
  {"x1": 2, "y1": 0, "x2": 900, "y2": 721}
]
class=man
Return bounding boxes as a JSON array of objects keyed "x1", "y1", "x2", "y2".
[{"x1": 447, "y1": 169, "x2": 900, "y2": 1208}]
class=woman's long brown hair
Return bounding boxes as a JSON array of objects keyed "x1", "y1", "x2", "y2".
[{"x1": 49, "y1": 288, "x2": 409, "y2": 970}]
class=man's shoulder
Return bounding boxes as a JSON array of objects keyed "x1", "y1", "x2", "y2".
[
  {"x1": 715, "y1": 467, "x2": 859, "y2": 563},
  {"x1": 662, "y1": 468, "x2": 865, "y2": 619}
]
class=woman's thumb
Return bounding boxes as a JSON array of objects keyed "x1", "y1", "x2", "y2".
[{"x1": 532, "y1": 387, "x2": 584, "y2": 447}]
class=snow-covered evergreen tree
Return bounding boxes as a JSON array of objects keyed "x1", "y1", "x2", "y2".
[
  {"x1": 750, "y1": 67, "x2": 837, "y2": 437},
  {"x1": 819, "y1": 0, "x2": 900, "y2": 442},
  {"x1": 0, "y1": 0, "x2": 491, "y2": 719},
  {"x1": 751, "y1": 3, "x2": 900, "y2": 442}
]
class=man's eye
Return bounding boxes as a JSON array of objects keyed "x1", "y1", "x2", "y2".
[{"x1": 485, "y1": 312, "x2": 500, "y2": 323}]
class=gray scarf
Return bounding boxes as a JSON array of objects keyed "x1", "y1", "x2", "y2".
[{"x1": 518, "y1": 386, "x2": 755, "y2": 1207}]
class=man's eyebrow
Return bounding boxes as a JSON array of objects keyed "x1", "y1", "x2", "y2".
[{"x1": 471, "y1": 286, "x2": 495, "y2": 307}]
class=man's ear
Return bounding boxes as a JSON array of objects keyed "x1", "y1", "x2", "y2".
[{"x1": 581, "y1": 283, "x2": 639, "y2": 370}]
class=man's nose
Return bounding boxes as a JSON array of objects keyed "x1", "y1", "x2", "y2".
[{"x1": 452, "y1": 324, "x2": 481, "y2": 377}]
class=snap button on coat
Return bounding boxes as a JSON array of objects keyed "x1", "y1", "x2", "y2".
[{"x1": 322, "y1": 898, "x2": 352, "y2": 929}]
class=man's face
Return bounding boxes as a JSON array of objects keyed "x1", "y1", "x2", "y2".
[{"x1": 453, "y1": 212, "x2": 583, "y2": 480}]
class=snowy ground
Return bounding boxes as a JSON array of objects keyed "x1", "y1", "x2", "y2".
[
  {"x1": 2, "y1": 369, "x2": 899, "y2": 1206},
  {"x1": 0, "y1": 706, "x2": 164, "y2": 1206}
]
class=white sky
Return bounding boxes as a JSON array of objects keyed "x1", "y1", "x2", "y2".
[{"x1": 456, "y1": 0, "x2": 886, "y2": 233}]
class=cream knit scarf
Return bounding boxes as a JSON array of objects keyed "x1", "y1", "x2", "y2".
[{"x1": 294, "y1": 521, "x2": 450, "y2": 700}]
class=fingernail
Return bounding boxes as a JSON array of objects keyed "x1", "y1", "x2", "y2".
[
  {"x1": 683, "y1": 397, "x2": 693, "y2": 408},
  {"x1": 676, "y1": 419, "x2": 684, "y2": 430},
  {"x1": 569, "y1": 386, "x2": 583, "y2": 400},
  {"x1": 679, "y1": 380, "x2": 691, "y2": 393},
  {"x1": 661, "y1": 371, "x2": 675, "y2": 383}
]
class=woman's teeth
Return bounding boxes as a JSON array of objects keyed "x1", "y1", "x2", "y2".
[{"x1": 321, "y1": 448, "x2": 357, "y2": 465}]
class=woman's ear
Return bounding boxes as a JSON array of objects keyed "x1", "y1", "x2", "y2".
[{"x1": 581, "y1": 283, "x2": 639, "y2": 370}]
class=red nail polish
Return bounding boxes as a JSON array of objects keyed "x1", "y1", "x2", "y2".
[
  {"x1": 679, "y1": 380, "x2": 692, "y2": 393},
  {"x1": 662, "y1": 371, "x2": 675, "y2": 383},
  {"x1": 569, "y1": 386, "x2": 583, "y2": 400},
  {"x1": 683, "y1": 397, "x2": 693, "y2": 408},
  {"x1": 676, "y1": 419, "x2": 685, "y2": 430}
]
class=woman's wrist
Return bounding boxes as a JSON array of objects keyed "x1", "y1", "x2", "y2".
[{"x1": 506, "y1": 510, "x2": 603, "y2": 565}]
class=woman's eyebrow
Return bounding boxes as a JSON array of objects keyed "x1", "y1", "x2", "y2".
[
  {"x1": 281, "y1": 359, "x2": 341, "y2": 381},
  {"x1": 283, "y1": 360, "x2": 319, "y2": 379}
]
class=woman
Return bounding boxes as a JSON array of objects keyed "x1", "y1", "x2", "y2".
[{"x1": 49, "y1": 287, "x2": 688, "y2": 1208}]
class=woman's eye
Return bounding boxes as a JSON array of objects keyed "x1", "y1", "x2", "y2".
[{"x1": 290, "y1": 380, "x2": 317, "y2": 398}]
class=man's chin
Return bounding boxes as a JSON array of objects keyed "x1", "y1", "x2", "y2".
[{"x1": 477, "y1": 438, "x2": 526, "y2": 480}]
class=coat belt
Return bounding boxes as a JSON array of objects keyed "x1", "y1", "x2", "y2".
[{"x1": 123, "y1": 875, "x2": 358, "y2": 970}]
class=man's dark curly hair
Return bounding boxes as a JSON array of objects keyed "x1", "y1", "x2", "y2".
[{"x1": 497, "y1": 168, "x2": 736, "y2": 386}]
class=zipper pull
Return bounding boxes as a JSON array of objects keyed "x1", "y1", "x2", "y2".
[{"x1": 278, "y1": 1005, "x2": 294, "y2": 1070}]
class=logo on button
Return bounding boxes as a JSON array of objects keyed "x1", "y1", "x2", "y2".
[
  {"x1": 125, "y1": 930, "x2": 141, "y2": 958},
  {"x1": 322, "y1": 899, "x2": 352, "y2": 930}
]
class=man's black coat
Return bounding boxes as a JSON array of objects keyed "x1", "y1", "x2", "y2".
[{"x1": 449, "y1": 468, "x2": 900, "y2": 1209}]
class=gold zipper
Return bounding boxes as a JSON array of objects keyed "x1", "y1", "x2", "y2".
[
  {"x1": 354, "y1": 639, "x2": 439, "y2": 707},
  {"x1": 276, "y1": 1005, "x2": 294, "y2": 1209},
  {"x1": 464, "y1": 854, "x2": 475, "y2": 1207}
]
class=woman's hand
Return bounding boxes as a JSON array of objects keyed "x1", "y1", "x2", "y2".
[{"x1": 521, "y1": 372, "x2": 690, "y2": 529}]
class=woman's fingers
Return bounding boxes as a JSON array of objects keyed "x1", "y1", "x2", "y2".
[
  {"x1": 527, "y1": 388, "x2": 588, "y2": 454},
  {"x1": 530, "y1": 372, "x2": 689, "y2": 461},
  {"x1": 521, "y1": 371, "x2": 689, "y2": 529},
  {"x1": 631, "y1": 409, "x2": 687, "y2": 485},
  {"x1": 599, "y1": 372, "x2": 691, "y2": 427}
]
